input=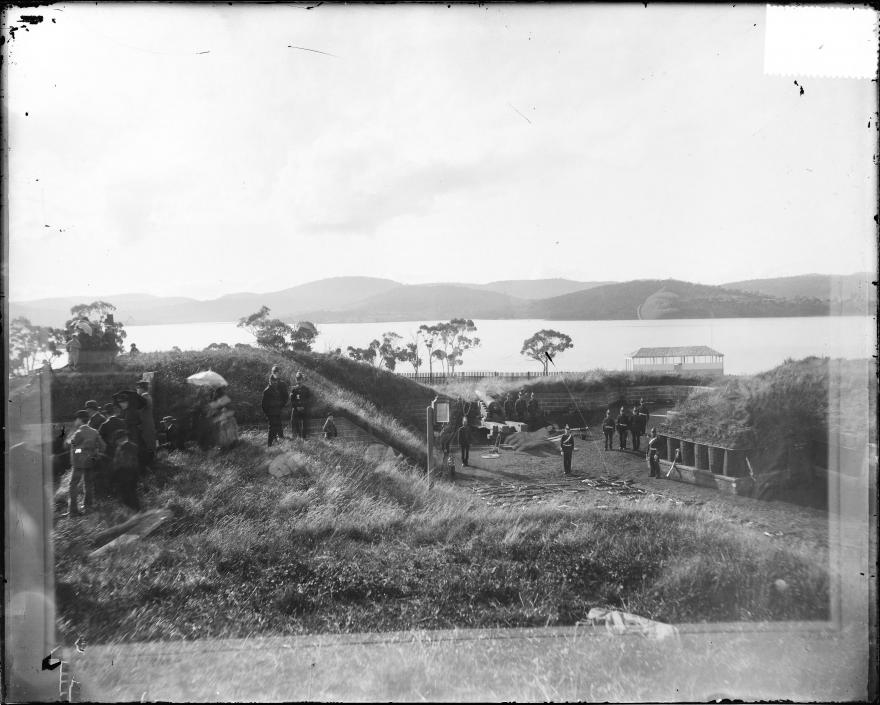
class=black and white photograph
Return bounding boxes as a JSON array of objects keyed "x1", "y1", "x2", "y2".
[{"x1": 3, "y1": 3, "x2": 877, "y2": 702}]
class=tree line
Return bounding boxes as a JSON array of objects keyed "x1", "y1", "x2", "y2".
[
  {"x1": 9, "y1": 300, "x2": 576, "y2": 378},
  {"x1": 235, "y1": 307, "x2": 576, "y2": 376}
]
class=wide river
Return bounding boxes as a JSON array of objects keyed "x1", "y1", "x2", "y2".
[{"x1": 121, "y1": 316, "x2": 874, "y2": 376}]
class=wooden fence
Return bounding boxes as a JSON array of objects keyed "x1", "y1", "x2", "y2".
[{"x1": 397, "y1": 370, "x2": 579, "y2": 382}]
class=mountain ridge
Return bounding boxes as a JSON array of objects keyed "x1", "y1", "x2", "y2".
[{"x1": 10, "y1": 273, "x2": 872, "y2": 327}]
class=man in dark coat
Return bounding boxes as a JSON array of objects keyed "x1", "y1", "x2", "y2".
[
  {"x1": 616, "y1": 406, "x2": 631, "y2": 451},
  {"x1": 527, "y1": 392, "x2": 542, "y2": 430},
  {"x1": 261, "y1": 375, "x2": 284, "y2": 447},
  {"x1": 289, "y1": 371, "x2": 310, "y2": 438},
  {"x1": 630, "y1": 406, "x2": 643, "y2": 451},
  {"x1": 271, "y1": 366, "x2": 290, "y2": 435},
  {"x1": 503, "y1": 393, "x2": 515, "y2": 422},
  {"x1": 136, "y1": 381, "x2": 157, "y2": 470},
  {"x1": 636, "y1": 398, "x2": 650, "y2": 434},
  {"x1": 560, "y1": 424, "x2": 575, "y2": 475},
  {"x1": 85, "y1": 400, "x2": 107, "y2": 431},
  {"x1": 458, "y1": 420, "x2": 472, "y2": 467},
  {"x1": 514, "y1": 392, "x2": 527, "y2": 422},
  {"x1": 602, "y1": 410, "x2": 616, "y2": 450}
]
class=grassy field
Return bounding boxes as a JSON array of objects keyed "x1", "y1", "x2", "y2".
[{"x1": 54, "y1": 430, "x2": 829, "y2": 644}]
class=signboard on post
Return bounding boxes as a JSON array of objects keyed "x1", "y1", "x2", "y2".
[{"x1": 434, "y1": 402, "x2": 450, "y2": 424}]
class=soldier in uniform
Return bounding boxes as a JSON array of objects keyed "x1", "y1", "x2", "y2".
[
  {"x1": 261, "y1": 375, "x2": 284, "y2": 447},
  {"x1": 135, "y1": 381, "x2": 157, "y2": 470},
  {"x1": 503, "y1": 393, "x2": 515, "y2": 422},
  {"x1": 289, "y1": 371, "x2": 311, "y2": 439},
  {"x1": 646, "y1": 427, "x2": 662, "y2": 478},
  {"x1": 527, "y1": 392, "x2": 542, "y2": 431},
  {"x1": 602, "y1": 409, "x2": 616, "y2": 450},
  {"x1": 560, "y1": 424, "x2": 575, "y2": 475},
  {"x1": 630, "y1": 405, "x2": 643, "y2": 451},
  {"x1": 271, "y1": 365, "x2": 289, "y2": 440},
  {"x1": 458, "y1": 419, "x2": 472, "y2": 467},
  {"x1": 616, "y1": 406, "x2": 631, "y2": 451},
  {"x1": 514, "y1": 391, "x2": 527, "y2": 422},
  {"x1": 636, "y1": 398, "x2": 650, "y2": 434}
]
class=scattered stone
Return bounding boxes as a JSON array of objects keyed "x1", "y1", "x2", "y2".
[
  {"x1": 774, "y1": 579, "x2": 789, "y2": 593},
  {"x1": 268, "y1": 452, "x2": 308, "y2": 478}
]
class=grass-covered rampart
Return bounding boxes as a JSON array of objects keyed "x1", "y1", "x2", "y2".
[
  {"x1": 54, "y1": 431, "x2": 829, "y2": 644},
  {"x1": 662, "y1": 357, "x2": 875, "y2": 461},
  {"x1": 435, "y1": 369, "x2": 722, "y2": 400},
  {"x1": 47, "y1": 348, "x2": 430, "y2": 464}
]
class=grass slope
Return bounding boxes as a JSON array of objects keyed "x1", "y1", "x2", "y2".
[{"x1": 55, "y1": 431, "x2": 829, "y2": 643}]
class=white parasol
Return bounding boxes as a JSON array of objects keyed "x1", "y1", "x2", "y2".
[{"x1": 186, "y1": 370, "x2": 228, "y2": 388}]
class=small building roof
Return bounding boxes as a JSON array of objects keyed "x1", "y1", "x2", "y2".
[{"x1": 629, "y1": 346, "x2": 724, "y2": 358}]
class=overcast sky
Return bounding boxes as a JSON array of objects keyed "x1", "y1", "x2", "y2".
[{"x1": 6, "y1": 4, "x2": 876, "y2": 302}]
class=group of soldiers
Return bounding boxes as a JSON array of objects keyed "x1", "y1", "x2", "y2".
[
  {"x1": 62, "y1": 380, "x2": 157, "y2": 516},
  {"x1": 260, "y1": 366, "x2": 338, "y2": 446},
  {"x1": 601, "y1": 399, "x2": 650, "y2": 451},
  {"x1": 484, "y1": 391, "x2": 543, "y2": 430}
]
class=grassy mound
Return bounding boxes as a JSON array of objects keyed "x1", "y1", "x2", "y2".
[
  {"x1": 662, "y1": 357, "x2": 874, "y2": 453},
  {"x1": 49, "y1": 348, "x2": 428, "y2": 463},
  {"x1": 435, "y1": 369, "x2": 720, "y2": 404},
  {"x1": 54, "y1": 432, "x2": 829, "y2": 643}
]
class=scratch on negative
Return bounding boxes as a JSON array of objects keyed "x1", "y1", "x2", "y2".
[
  {"x1": 288, "y1": 45, "x2": 338, "y2": 58},
  {"x1": 508, "y1": 103, "x2": 532, "y2": 125}
]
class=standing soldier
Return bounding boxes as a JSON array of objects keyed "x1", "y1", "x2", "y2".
[
  {"x1": 503, "y1": 393, "x2": 515, "y2": 423},
  {"x1": 289, "y1": 371, "x2": 311, "y2": 439},
  {"x1": 64, "y1": 410, "x2": 106, "y2": 516},
  {"x1": 261, "y1": 375, "x2": 284, "y2": 447},
  {"x1": 630, "y1": 405, "x2": 643, "y2": 451},
  {"x1": 271, "y1": 365, "x2": 290, "y2": 438},
  {"x1": 646, "y1": 427, "x2": 662, "y2": 478},
  {"x1": 135, "y1": 381, "x2": 157, "y2": 470},
  {"x1": 514, "y1": 391, "x2": 527, "y2": 422},
  {"x1": 458, "y1": 419, "x2": 472, "y2": 468},
  {"x1": 616, "y1": 406, "x2": 631, "y2": 451},
  {"x1": 527, "y1": 392, "x2": 542, "y2": 431},
  {"x1": 636, "y1": 398, "x2": 650, "y2": 437},
  {"x1": 602, "y1": 410, "x2": 616, "y2": 451},
  {"x1": 560, "y1": 424, "x2": 575, "y2": 476}
]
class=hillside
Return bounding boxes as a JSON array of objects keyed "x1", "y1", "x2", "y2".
[
  {"x1": 298, "y1": 284, "x2": 527, "y2": 322},
  {"x1": 526, "y1": 279, "x2": 829, "y2": 320},
  {"x1": 472, "y1": 279, "x2": 613, "y2": 299},
  {"x1": 10, "y1": 277, "x2": 403, "y2": 327},
  {"x1": 13, "y1": 273, "x2": 861, "y2": 327},
  {"x1": 722, "y1": 272, "x2": 875, "y2": 315}
]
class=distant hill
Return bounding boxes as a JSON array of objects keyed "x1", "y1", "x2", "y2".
[
  {"x1": 472, "y1": 279, "x2": 613, "y2": 299},
  {"x1": 12, "y1": 274, "x2": 861, "y2": 327},
  {"x1": 298, "y1": 284, "x2": 526, "y2": 323},
  {"x1": 10, "y1": 277, "x2": 403, "y2": 327},
  {"x1": 722, "y1": 273, "x2": 875, "y2": 314},
  {"x1": 524, "y1": 279, "x2": 830, "y2": 320}
]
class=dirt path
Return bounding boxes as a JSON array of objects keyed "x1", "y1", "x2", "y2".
[{"x1": 447, "y1": 440, "x2": 834, "y2": 552}]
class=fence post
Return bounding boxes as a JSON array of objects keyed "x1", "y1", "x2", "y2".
[{"x1": 426, "y1": 405, "x2": 434, "y2": 481}]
